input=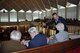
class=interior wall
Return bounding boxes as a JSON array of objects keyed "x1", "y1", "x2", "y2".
[
  {"x1": 78, "y1": 1, "x2": 80, "y2": 20},
  {"x1": 58, "y1": 8, "x2": 65, "y2": 18},
  {"x1": 67, "y1": 6, "x2": 77, "y2": 19}
]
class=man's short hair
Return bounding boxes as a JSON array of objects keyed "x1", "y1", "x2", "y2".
[
  {"x1": 52, "y1": 13, "x2": 57, "y2": 16},
  {"x1": 56, "y1": 23, "x2": 64, "y2": 31},
  {"x1": 28, "y1": 27, "x2": 39, "y2": 34},
  {"x1": 10, "y1": 30, "x2": 22, "y2": 41}
]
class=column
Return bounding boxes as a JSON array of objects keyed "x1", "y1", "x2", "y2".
[
  {"x1": 65, "y1": 6, "x2": 67, "y2": 19},
  {"x1": 8, "y1": 11, "x2": 10, "y2": 22}
]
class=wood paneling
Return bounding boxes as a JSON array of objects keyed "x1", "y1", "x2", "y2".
[{"x1": 11, "y1": 38, "x2": 80, "y2": 53}]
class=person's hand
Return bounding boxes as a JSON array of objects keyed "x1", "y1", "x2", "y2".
[
  {"x1": 25, "y1": 40, "x2": 30, "y2": 47},
  {"x1": 49, "y1": 36, "x2": 54, "y2": 40},
  {"x1": 21, "y1": 40, "x2": 30, "y2": 47},
  {"x1": 43, "y1": 23, "x2": 46, "y2": 26},
  {"x1": 21, "y1": 40, "x2": 26, "y2": 45}
]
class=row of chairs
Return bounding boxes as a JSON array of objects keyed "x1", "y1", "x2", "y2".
[
  {"x1": 0, "y1": 23, "x2": 80, "y2": 41},
  {"x1": 68, "y1": 25, "x2": 80, "y2": 35},
  {"x1": 38, "y1": 22, "x2": 80, "y2": 35},
  {"x1": 36, "y1": 26, "x2": 56, "y2": 37}
]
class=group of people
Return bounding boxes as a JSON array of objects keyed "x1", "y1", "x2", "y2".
[
  {"x1": 44, "y1": 13, "x2": 68, "y2": 32},
  {"x1": 0, "y1": 13, "x2": 69, "y2": 53}
]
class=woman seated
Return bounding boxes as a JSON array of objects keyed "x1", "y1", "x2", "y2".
[{"x1": 48, "y1": 23, "x2": 69, "y2": 44}]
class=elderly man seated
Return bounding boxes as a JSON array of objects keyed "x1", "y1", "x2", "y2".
[
  {"x1": 1, "y1": 30, "x2": 26, "y2": 53},
  {"x1": 21, "y1": 27, "x2": 47, "y2": 48},
  {"x1": 48, "y1": 23, "x2": 69, "y2": 44}
]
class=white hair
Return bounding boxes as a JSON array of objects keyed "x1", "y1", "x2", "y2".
[
  {"x1": 28, "y1": 27, "x2": 39, "y2": 34},
  {"x1": 10, "y1": 30, "x2": 22, "y2": 41},
  {"x1": 56, "y1": 23, "x2": 64, "y2": 31}
]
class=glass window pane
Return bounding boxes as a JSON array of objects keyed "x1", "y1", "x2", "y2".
[
  {"x1": 0, "y1": 12, "x2": 8, "y2": 22},
  {"x1": 10, "y1": 12, "x2": 17, "y2": 22},
  {"x1": 26, "y1": 13, "x2": 32, "y2": 21},
  {"x1": 58, "y1": 8, "x2": 65, "y2": 18},
  {"x1": 33, "y1": 13, "x2": 39, "y2": 20},
  {"x1": 67, "y1": 6, "x2": 77, "y2": 19},
  {"x1": 42, "y1": 12, "x2": 46, "y2": 19},
  {"x1": 66, "y1": 2, "x2": 77, "y2": 19},
  {"x1": 38, "y1": 11, "x2": 43, "y2": 19},
  {"x1": 39, "y1": 14, "x2": 42, "y2": 19},
  {"x1": 18, "y1": 12, "x2": 25, "y2": 22},
  {"x1": 79, "y1": 2, "x2": 80, "y2": 20},
  {"x1": 46, "y1": 10, "x2": 52, "y2": 18}
]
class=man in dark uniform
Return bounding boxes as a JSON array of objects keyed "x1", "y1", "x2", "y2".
[
  {"x1": 21, "y1": 27, "x2": 47, "y2": 48},
  {"x1": 28, "y1": 27, "x2": 47, "y2": 48},
  {"x1": 52, "y1": 13, "x2": 68, "y2": 33}
]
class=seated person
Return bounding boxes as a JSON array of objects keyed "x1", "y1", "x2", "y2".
[
  {"x1": 43, "y1": 17, "x2": 51, "y2": 28},
  {"x1": 1, "y1": 30, "x2": 26, "y2": 53},
  {"x1": 48, "y1": 23, "x2": 69, "y2": 44},
  {"x1": 22, "y1": 27, "x2": 47, "y2": 48}
]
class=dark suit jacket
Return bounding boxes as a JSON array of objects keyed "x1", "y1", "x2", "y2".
[
  {"x1": 1, "y1": 40, "x2": 26, "y2": 53},
  {"x1": 28, "y1": 33, "x2": 47, "y2": 48},
  {"x1": 54, "y1": 17, "x2": 68, "y2": 32}
]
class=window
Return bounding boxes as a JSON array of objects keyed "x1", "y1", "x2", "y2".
[
  {"x1": 26, "y1": 10, "x2": 33, "y2": 21},
  {"x1": 46, "y1": 8, "x2": 52, "y2": 18},
  {"x1": 51, "y1": 7, "x2": 57, "y2": 14},
  {"x1": 18, "y1": 10, "x2": 25, "y2": 22},
  {"x1": 42, "y1": 10, "x2": 46, "y2": 19},
  {"x1": 38, "y1": 11, "x2": 42, "y2": 19},
  {"x1": 66, "y1": 2, "x2": 77, "y2": 19},
  {"x1": 58, "y1": 5, "x2": 65, "y2": 18},
  {"x1": 33, "y1": 10, "x2": 39, "y2": 20},
  {"x1": 0, "y1": 9, "x2": 8, "y2": 22},
  {"x1": 10, "y1": 9, "x2": 17, "y2": 22}
]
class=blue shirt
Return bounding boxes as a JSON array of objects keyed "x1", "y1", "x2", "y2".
[
  {"x1": 55, "y1": 31, "x2": 69, "y2": 42},
  {"x1": 28, "y1": 33, "x2": 47, "y2": 48},
  {"x1": 48, "y1": 31, "x2": 69, "y2": 44}
]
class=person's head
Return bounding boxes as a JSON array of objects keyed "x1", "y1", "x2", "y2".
[
  {"x1": 44, "y1": 16, "x2": 48, "y2": 19},
  {"x1": 56, "y1": 23, "x2": 64, "y2": 31},
  {"x1": 10, "y1": 30, "x2": 22, "y2": 41},
  {"x1": 28, "y1": 27, "x2": 39, "y2": 39},
  {"x1": 52, "y1": 13, "x2": 59, "y2": 20}
]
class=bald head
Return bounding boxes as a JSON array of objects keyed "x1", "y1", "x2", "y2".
[
  {"x1": 56, "y1": 23, "x2": 64, "y2": 31},
  {"x1": 10, "y1": 30, "x2": 22, "y2": 41}
]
